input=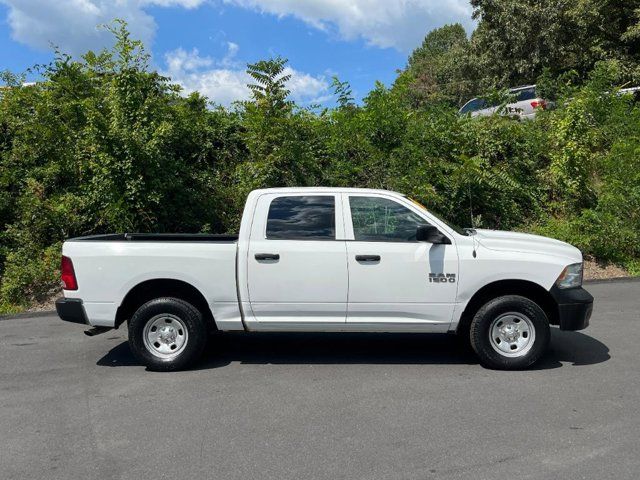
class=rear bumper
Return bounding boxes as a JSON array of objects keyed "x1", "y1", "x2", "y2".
[
  {"x1": 550, "y1": 286, "x2": 593, "y2": 331},
  {"x1": 55, "y1": 298, "x2": 88, "y2": 325}
]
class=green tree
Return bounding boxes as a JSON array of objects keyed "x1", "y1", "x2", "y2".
[
  {"x1": 246, "y1": 56, "x2": 292, "y2": 116},
  {"x1": 331, "y1": 76, "x2": 355, "y2": 109},
  {"x1": 0, "y1": 20, "x2": 239, "y2": 308},
  {"x1": 469, "y1": 0, "x2": 640, "y2": 88},
  {"x1": 403, "y1": 23, "x2": 475, "y2": 106}
]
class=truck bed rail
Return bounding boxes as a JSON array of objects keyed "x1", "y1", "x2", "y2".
[{"x1": 67, "y1": 233, "x2": 239, "y2": 242}]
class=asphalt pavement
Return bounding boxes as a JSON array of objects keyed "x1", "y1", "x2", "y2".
[{"x1": 0, "y1": 281, "x2": 638, "y2": 480}]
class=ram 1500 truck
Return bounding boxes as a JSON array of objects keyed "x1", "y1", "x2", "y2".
[{"x1": 56, "y1": 187, "x2": 593, "y2": 371}]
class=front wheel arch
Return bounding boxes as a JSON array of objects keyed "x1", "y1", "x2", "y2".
[{"x1": 456, "y1": 279, "x2": 558, "y2": 337}]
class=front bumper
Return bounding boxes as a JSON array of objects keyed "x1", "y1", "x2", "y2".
[
  {"x1": 550, "y1": 286, "x2": 593, "y2": 331},
  {"x1": 55, "y1": 298, "x2": 88, "y2": 325}
]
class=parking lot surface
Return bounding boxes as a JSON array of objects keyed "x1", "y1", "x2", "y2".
[{"x1": 0, "y1": 281, "x2": 638, "y2": 480}]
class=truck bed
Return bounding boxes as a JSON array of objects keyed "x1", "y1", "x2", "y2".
[{"x1": 62, "y1": 235, "x2": 241, "y2": 329}]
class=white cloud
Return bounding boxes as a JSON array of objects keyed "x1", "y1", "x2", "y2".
[
  {"x1": 224, "y1": 42, "x2": 239, "y2": 61},
  {"x1": 285, "y1": 67, "x2": 328, "y2": 102},
  {"x1": 163, "y1": 45, "x2": 329, "y2": 107},
  {"x1": 141, "y1": 0, "x2": 204, "y2": 7},
  {"x1": 223, "y1": 0, "x2": 474, "y2": 51},
  {"x1": 2, "y1": 0, "x2": 474, "y2": 57},
  {"x1": 165, "y1": 47, "x2": 214, "y2": 71},
  {"x1": 0, "y1": 0, "x2": 205, "y2": 55}
]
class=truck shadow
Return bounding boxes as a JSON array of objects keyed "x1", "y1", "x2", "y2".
[{"x1": 97, "y1": 327, "x2": 609, "y2": 370}]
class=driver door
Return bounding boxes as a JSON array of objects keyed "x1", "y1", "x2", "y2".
[{"x1": 344, "y1": 194, "x2": 458, "y2": 331}]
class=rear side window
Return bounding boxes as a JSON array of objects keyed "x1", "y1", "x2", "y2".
[
  {"x1": 266, "y1": 196, "x2": 335, "y2": 240},
  {"x1": 349, "y1": 196, "x2": 429, "y2": 242},
  {"x1": 514, "y1": 87, "x2": 536, "y2": 101}
]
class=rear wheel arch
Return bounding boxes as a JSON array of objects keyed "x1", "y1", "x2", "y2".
[
  {"x1": 115, "y1": 278, "x2": 216, "y2": 331},
  {"x1": 457, "y1": 279, "x2": 558, "y2": 336}
]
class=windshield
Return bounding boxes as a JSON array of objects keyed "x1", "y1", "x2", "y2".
[{"x1": 407, "y1": 198, "x2": 470, "y2": 236}]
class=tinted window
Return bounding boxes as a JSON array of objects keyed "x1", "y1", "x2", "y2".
[
  {"x1": 350, "y1": 196, "x2": 429, "y2": 242},
  {"x1": 514, "y1": 87, "x2": 536, "y2": 101},
  {"x1": 460, "y1": 98, "x2": 487, "y2": 113},
  {"x1": 266, "y1": 196, "x2": 335, "y2": 240}
]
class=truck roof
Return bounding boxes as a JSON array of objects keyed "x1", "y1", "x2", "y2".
[{"x1": 250, "y1": 187, "x2": 403, "y2": 196}]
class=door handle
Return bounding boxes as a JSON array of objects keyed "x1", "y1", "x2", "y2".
[
  {"x1": 255, "y1": 253, "x2": 280, "y2": 261},
  {"x1": 355, "y1": 255, "x2": 381, "y2": 262}
]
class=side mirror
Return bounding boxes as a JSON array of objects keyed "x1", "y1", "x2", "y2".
[{"x1": 416, "y1": 225, "x2": 451, "y2": 245}]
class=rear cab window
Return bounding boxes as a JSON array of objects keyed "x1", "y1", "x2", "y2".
[{"x1": 266, "y1": 196, "x2": 336, "y2": 240}]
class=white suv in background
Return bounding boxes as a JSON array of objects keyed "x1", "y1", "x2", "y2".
[
  {"x1": 459, "y1": 85, "x2": 547, "y2": 120},
  {"x1": 618, "y1": 86, "x2": 640, "y2": 100}
]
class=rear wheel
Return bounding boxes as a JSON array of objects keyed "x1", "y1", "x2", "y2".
[
  {"x1": 128, "y1": 297, "x2": 207, "y2": 371},
  {"x1": 470, "y1": 295, "x2": 550, "y2": 370}
]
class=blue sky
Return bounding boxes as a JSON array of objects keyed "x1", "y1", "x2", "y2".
[{"x1": 0, "y1": 1, "x2": 474, "y2": 106}]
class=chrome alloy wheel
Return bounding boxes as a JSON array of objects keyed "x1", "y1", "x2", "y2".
[
  {"x1": 489, "y1": 312, "x2": 536, "y2": 358},
  {"x1": 142, "y1": 314, "x2": 189, "y2": 360}
]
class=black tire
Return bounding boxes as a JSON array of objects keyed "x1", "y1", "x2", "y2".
[
  {"x1": 128, "y1": 297, "x2": 207, "y2": 371},
  {"x1": 470, "y1": 295, "x2": 550, "y2": 370}
]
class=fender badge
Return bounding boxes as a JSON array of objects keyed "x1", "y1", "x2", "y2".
[{"x1": 429, "y1": 273, "x2": 456, "y2": 283}]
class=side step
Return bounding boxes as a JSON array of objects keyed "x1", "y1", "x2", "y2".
[{"x1": 84, "y1": 326, "x2": 112, "y2": 337}]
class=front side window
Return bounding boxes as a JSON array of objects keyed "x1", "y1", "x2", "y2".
[
  {"x1": 266, "y1": 196, "x2": 335, "y2": 240},
  {"x1": 350, "y1": 196, "x2": 429, "y2": 242},
  {"x1": 460, "y1": 98, "x2": 487, "y2": 114}
]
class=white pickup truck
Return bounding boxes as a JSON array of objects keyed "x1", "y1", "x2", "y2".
[{"x1": 56, "y1": 187, "x2": 593, "y2": 371}]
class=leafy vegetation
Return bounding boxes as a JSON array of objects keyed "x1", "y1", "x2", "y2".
[
  {"x1": 405, "y1": 0, "x2": 640, "y2": 103},
  {"x1": 1, "y1": 5, "x2": 640, "y2": 312}
]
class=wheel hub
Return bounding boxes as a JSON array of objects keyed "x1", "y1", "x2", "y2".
[
  {"x1": 142, "y1": 314, "x2": 189, "y2": 360},
  {"x1": 489, "y1": 312, "x2": 536, "y2": 358},
  {"x1": 158, "y1": 325, "x2": 177, "y2": 345},
  {"x1": 499, "y1": 324, "x2": 519, "y2": 342}
]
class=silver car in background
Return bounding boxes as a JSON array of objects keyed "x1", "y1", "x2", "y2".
[
  {"x1": 459, "y1": 85, "x2": 547, "y2": 120},
  {"x1": 618, "y1": 86, "x2": 640, "y2": 99}
]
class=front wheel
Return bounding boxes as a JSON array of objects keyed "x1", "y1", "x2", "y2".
[
  {"x1": 470, "y1": 295, "x2": 550, "y2": 370},
  {"x1": 128, "y1": 297, "x2": 207, "y2": 371}
]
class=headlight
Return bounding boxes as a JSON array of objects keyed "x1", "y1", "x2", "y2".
[{"x1": 556, "y1": 262, "x2": 583, "y2": 289}]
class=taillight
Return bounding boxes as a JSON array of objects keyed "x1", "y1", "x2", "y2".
[
  {"x1": 531, "y1": 100, "x2": 546, "y2": 109},
  {"x1": 61, "y1": 255, "x2": 78, "y2": 290}
]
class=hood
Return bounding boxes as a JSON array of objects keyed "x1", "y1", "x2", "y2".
[{"x1": 474, "y1": 229, "x2": 582, "y2": 263}]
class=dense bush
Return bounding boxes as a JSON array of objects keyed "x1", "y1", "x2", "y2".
[
  {"x1": 1, "y1": 19, "x2": 639, "y2": 312},
  {"x1": 529, "y1": 65, "x2": 640, "y2": 269}
]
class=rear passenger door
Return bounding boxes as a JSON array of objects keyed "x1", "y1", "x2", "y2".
[{"x1": 246, "y1": 193, "x2": 348, "y2": 329}]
